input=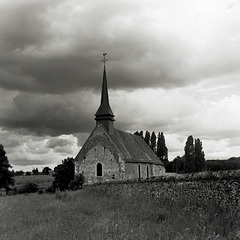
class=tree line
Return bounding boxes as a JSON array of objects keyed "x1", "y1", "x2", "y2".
[
  {"x1": 134, "y1": 131, "x2": 169, "y2": 166},
  {"x1": 169, "y1": 135, "x2": 205, "y2": 173},
  {"x1": 134, "y1": 132, "x2": 206, "y2": 174}
]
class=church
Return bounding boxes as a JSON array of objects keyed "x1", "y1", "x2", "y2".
[{"x1": 75, "y1": 54, "x2": 165, "y2": 183}]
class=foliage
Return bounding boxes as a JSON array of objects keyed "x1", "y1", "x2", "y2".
[
  {"x1": 134, "y1": 131, "x2": 144, "y2": 138},
  {"x1": 53, "y1": 157, "x2": 75, "y2": 191},
  {"x1": 144, "y1": 131, "x2": 151, "y2": 146},
  {"x1": 42, "y1": 167, "x2": 52, "y2": 175},
  {"x1": 195, "y1": 138, "x2": 205, "y2": 171},
  {"x1": 14, "y1": 170, "x2": 24, "y2": 176},
  {"x1": 0, "y1": 144, "x2": 15, "y2": 191},
  {"x1": 69, "y1": 173, "x2": 85, "y2": 190},
  {"x1": 156, "y1": 132, "x2": 168, "y2": 165},
  {"x1": 184, "y1": 136, "x2": 196, "y2": 173},
  {"x1": 17, "y1": 182, "x2": 39, "y2": 194},
  {"x1": 32, "y1": 167, "x2": 39, "y2": 175},
  {"x1": 150, "y1": 131, "x2": 156, "y2": 152}
]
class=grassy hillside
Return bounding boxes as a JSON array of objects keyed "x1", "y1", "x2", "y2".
[{"x1": 0, "y1": 187, "x2": 239, "y2": 240}]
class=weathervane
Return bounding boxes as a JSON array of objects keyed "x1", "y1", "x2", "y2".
[{"x1": 101, "y1": 52, "x2": 108, "y2": 67}]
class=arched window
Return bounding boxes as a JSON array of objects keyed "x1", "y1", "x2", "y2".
[
  {"x1": 138, "y1": 164, "x2": 141, "y2": 179},
  {"x1": 97, "y1": 163, "x2": 102, "y2": 176}
]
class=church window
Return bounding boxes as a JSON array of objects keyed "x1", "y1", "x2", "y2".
[
  {"x1": 97, "y1": 163, "x2": 102, "y2": 176},
  {"x1": 138, "y1": 164, "x2": 141, "y2": 179}
]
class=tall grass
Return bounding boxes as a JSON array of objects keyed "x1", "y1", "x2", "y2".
[{"x1": 0, "y1": 188, "x2": 239, "y2": 240}]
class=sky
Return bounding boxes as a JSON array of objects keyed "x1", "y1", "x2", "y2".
[{"x1": 0, "y1": 0, "x2": 240, "y2": 171}]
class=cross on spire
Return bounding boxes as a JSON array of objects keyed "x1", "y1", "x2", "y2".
[
  {"x1": 95, "y1": 53, "x2": 115, "y2": 134},
  {"x1": 101, "y1": 52, "x2": 108, "y2": 67}
]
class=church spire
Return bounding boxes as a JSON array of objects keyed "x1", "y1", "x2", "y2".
[{"x1": 95, "y1": 53, "x2": 115, "y2": 133}]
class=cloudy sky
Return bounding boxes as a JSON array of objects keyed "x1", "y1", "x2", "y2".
[{"x1": 0, "y1": 0, "x2": 240, "y2": 171}]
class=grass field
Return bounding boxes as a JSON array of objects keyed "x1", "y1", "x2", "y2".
[
  {"x1": 14, "y1": 175, "x2": 54, "y2": 191},
  {"x1": 0, "y1": 187, "x2": 239, "y2": 240}
]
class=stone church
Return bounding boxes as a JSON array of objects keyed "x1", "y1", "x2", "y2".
[{"x1": 75, "y1": 57, "x2": 165, "y2": 183}]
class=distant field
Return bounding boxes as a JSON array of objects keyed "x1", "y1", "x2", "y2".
[
  {"x1": 0, "y1": 187, "x2": 239, "y2": 240},
  {"x1": 14, "y1": 175, "x2": 54, "y2": 191}
]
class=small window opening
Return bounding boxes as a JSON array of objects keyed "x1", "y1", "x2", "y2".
[
  {"x1": 138, "y1": 165, "x2": 141, "y2": 179},
  {"x1": 97, "y1": 163, "x2": 102, "y2": 176},
  {"x1": 147, "y1": 165, "x2": 149, "y2": 178}
]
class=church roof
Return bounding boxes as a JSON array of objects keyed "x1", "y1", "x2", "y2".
[{"x1": 107, "y1": 128, "x2": 163, "y2": 165}]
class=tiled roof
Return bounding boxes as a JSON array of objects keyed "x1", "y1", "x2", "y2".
[{"x1": 108, "y1": 128, "x2": 164, "y2": 165}]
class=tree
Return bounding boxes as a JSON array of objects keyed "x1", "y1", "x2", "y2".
[
  {"x1": 156, "y1": 132, "x2": 168, "y2": 165},
  {"x1": 195, "y1": 138, "x2": 205, "y2": 172},
  {"x1": 32, "y1": 167, "x2": 39, "y2": 175},
  {"x1": 0, "y1": 144, "x2": 15, "y2": 193},
  {"x1": 134, "y1": 131, "x2": 140, "y2": 136},
  {"x1": 150, "y1": 132, "x2": 157, "y2": 152},
  {"x1": 184, "y1": 136, "x2": 196, "y2": 173},
  {"x1": 134, "y1": 131, "x2": 144, "y2": 138},
  {"x1": 144, "y1": 131, "x2": 151, "y2": 146},
  {"x1": 42, "y1": 167, "x2": 52, "y2": 175},
  {"x1": 175, "y1": 156, "x2": 184, "y2": 173},
  {"x1": 53, "y1": 157, "x2": 75, "y2": 191}
]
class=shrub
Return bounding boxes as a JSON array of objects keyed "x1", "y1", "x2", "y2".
[
  {"x1": 45, "y1": 185, "x2": 55, "y2": 194},
  {"x1": 17, "y1": 182, "x2": 39, "y2": 194},
  {"x1": 69, "y1": 174, "x2": 85, "y2": 190}
]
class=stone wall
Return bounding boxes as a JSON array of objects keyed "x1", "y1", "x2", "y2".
[{"x1": 85, "y1": 179, "x2": 240, "y2": 208}]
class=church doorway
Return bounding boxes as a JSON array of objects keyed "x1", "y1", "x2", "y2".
[{"x1": 97, "y1": 163, "x2": 102, "y2": 176}]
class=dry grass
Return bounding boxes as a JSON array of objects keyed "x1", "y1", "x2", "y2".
[{"x1": 0, "y1": 187, "x2": 239, "y2": 240}]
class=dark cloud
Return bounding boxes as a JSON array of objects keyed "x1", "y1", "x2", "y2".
[
  {"x1": 2, "y1": 0, "x2": 235, "y2": 95},
  {"x1": 0, "y1": 92, "x2": 96, "y2": 136}
]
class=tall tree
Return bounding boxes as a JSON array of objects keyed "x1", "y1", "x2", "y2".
[
  {"x1": 150, "y1": 132, "x2": 157, "y2": 152},
  {"x1": 184, "y1": 136, "x2": 196, "y2": 173},
  {"x1": 195, "y1": 138, "x2": 205, "y2": 172},
  {"x1": 0, "y1": 145, "x2": 14, "y2": 193},
  {"x1": 53, "y1": 157, "x2": 75, "y2": 191},
  {"x1": 144, "y1": 131, "x2": 151, "y2": 146},
  {"x1": 139, "y1": 130, "x2": 144, "y2": 138},
  {"x1": 157, "y1": 132, "x2": 168, "y2": 165}
]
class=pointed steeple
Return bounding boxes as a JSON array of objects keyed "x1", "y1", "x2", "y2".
[{"x1": 95, "y1": 53, "x2": 115, "y2": 133}]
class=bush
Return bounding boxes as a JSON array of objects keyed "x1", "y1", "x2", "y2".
[
  {"x1": 45, "y1": 185, "x2": 55, "y2": 194},
  {"x1": 69, "y1": 174, "x2": 85, "y2": 190},
  {"x1": 53, "y1": 158, "x2": 74, "y2": 191},
  {"x1": 17, "y1": 182, "x2": 39, "y2": 194}
]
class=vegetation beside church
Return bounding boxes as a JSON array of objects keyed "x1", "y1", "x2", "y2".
[{"x1": 0, "y1": 144, "x2": 14, "y2": 193}]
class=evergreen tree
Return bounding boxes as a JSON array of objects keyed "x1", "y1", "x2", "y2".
[
  {"x1": 195, "y1": 138, "x2": 205, "y2": 171},
  {"x1": 184, "y1": 136, "x2": 196, "y2": 173},
  {"x1": 150, "y1": 132, "x2": 157, "y2": 152},
  {"x1": 144, "y1": 131, "x2": 151, "y2": 146},
  {"x1": 139, "y1": 131, "x2": 144, "y2": 138},
  {"x1": 157, "y1": 132, "x2": 168, "y2": 165},
  {"x1": 0, "y1": 144, "x2": 14, "y2": 193}
]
